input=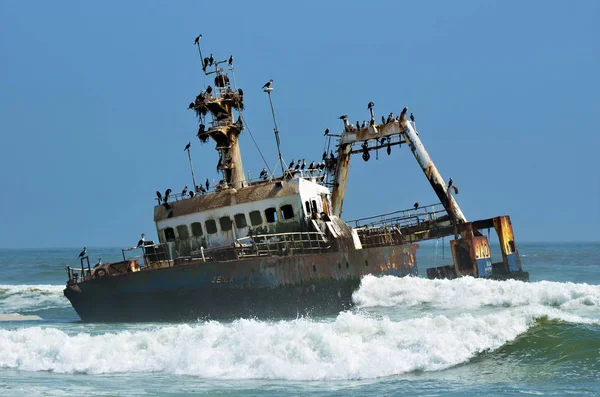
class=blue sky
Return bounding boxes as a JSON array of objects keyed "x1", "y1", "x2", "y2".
[{"x1": 0, "y1": 0, "x2": 598, "y2": 248}]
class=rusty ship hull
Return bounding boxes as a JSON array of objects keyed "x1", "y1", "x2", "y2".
[{"x1": 64, "y1": 244, "x2": 417, "y2": 322}]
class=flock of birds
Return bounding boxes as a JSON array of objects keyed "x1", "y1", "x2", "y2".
[{"x1": 329, "y1": 102, "x2": 416, "y2": 135}]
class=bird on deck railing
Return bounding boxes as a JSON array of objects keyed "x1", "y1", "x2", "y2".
[
  {"x1": 205, "y1": 179, "x2": 210, "y2": 191},
  {"x1": 189, "y1": 190, "x2": 195, "y2": 198},
  {"x1": 164, "y1": 189, "x2": 172, "y2": 204},
  {"x1": 181, "y1": 186, "x2": 188, "y2": 197},
  {"x1": 78, "y1": 247, "x2": 87, "y2": 259},
  {"x1": 301, "y1": 159, "x2": 306, "y2": 170},
  {"x1": 262, "y1": 79, "x2": 273, "y2": 89},
  {"x1": 156, "y1": 191, "x2": 162, "y2": 203},
  {"x1": 413, "y1": 202, "x2": 419, "y2": 211},
  {"x1": 260, "y1": 168, "x2": 268, "y2": 180},
  {"x1": 308, "y1": 160, "x2": 316, "y2": 170},
  {"x1": 294, "y1": 160, "x2": 301, "y2": 171},
  {"x1": 137, "y1": 233, "x2": 145, "y2": 248},
  {"x1": 288, "y1": 159, "x2": 295, "y2": 170}
]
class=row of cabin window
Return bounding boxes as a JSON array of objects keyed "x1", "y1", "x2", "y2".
[{"x1": 162, "y1": 204, "x2": 295, "y2": 242}]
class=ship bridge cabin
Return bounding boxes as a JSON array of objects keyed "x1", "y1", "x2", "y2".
[{"x1": 154, "y1": 175, "x2": 332, "y2": 259}]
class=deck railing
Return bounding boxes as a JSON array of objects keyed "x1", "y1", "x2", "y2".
[
  {"x1": 234, "y1": 231, "x2": 331, "y2": 258},
  {"x1": 348, "y1": 203, "x2": 447, "y2": 230}
]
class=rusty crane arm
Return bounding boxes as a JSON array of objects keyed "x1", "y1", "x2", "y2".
[{"x1": 330, "y1": 108, "x2": 467, "y2": 223}]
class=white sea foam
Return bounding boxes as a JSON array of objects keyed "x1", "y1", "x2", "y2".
[
  {"x1": 353, "y1": 275, "x2": 600, "y2": 312},
  {"x1": 0, "y1": 284, "x2": 67, "y2": 313},
  {"x1": 0, "y1": 306, "x2": 595, "y2": 378}
]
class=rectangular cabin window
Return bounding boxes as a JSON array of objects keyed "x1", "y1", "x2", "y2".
[
  {"x1": 219, "y1": 216, "x2": 233, "y2": 232},
  {"x1": 176, "y1": 225, "x2": 189, "y2": 239},
  {"x1": 205, "y1": 219, "x2": 218, "y2": 234},
  {"x1": 311, "y1": 200, "x2": 318, "y2": 214},
  {"x1": 249, "y1": 210, "x2": 262, "y2": 226},
  {"x1": 234, "y1": 213, "x2": 247, "y2": 228},
  {"x1": 191, "y1": 222, "x2": 203, "y2": 237},
  {"x1": 305, "y1": 201, "x2": 311, "y2": 215},
  {"x1": 163, "y1": 227, "x2": 175, "y2": 242},
  {"x1": 281, "y1": 204, "x2": 294, "y2": 220},
  {"x1": 265, "y1": 207, "x2": 278, "y2": 223}
]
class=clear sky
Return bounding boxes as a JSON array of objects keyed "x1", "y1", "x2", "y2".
[{"x1": 0, "y1": 0, "x2": 598, "y2": 248}]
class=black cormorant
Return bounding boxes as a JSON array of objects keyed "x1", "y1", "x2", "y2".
[
  {"x1": 308, "y1": 161, "x2": 316, "y2": 170},
  {"x1": 413, "y1": 202, "x2": 419, "y2": 210},
  {"x1": 188, "y1": 102, "x2": 194, "y2": 109},
  {"x1": 206, "y1": 85, "x2": 213, "y2": 94},
  {"x1": 262, "y1": 79, "x2": 273, "y2": 89},
  {"x1": 339, "y1": 115, "x2": 347, "y2": 120},
  {"x1": 288, "y1": 159, "x2": 295, "y2": 169},
  {"x1": 164, "y1": 189, "x2": 172, "y2": 204},
  {"x1": 228, "y1": 55, "x2": 233, "y2": 66},
  {"x1": 410, "y1": 113, "x2": 415, "y2": 122},
  {"x1": 78, "y1": 247, "x2": 87, "y2": 258},
  {"x1": 156, "y1": 191, "x2": 162, "y2": 202},
  {"x1": 208, "y1": 53, "x2": 214, "y2": 66},
  {"x1": 203, "y1": 57, "x2": 209, "y2": 69},
  {"x1": 184, "y1": 142, "x2": 191, "y2": 151},
  {"x1": 260, "y1": 168, "x2": 268, "y2": 180},
  {"x1": 324, "y1": 128, "x2": 329, "y2": 135},
  {"x1": 137, "y1": 234, "x2": 145, "y2": 247},
  {"x1": 194, "y1": 34, "x2": 201, "y2": 45},
  {"x1": 448, "y1": 178, "x2": 453, "y2": 188},
  {"x1": 238, "y1": 88, "x2": 243, "y2": 96},
  {"x1": 181, "y1": 186, "x2": 188, "y2": 197},
  {"x1": 368, "y1": 101, "x2": 374, "y2": 109},
  {"x1": 205, "y1": 179, "x2": 210, "y2": 191},
  {"x1": 301, "y1": 159, "x2": 306, "y2": 170},
  {"x1": 381, "y1": 115, "x2": 385, "y2": 124},
  {"x1": 189, "y1": 190, "x2": 195, "y2": 198}
]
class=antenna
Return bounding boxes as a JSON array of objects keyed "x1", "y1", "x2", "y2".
[
  {"x1": 264, "y1": 84, "x2": 286, "y2": 175},
  {"x1": 194, "y1": 34, "x2": 206, "y2": 73},
  {"x1": 186, "y1": 146, "x2": 197, "y2": 189}
]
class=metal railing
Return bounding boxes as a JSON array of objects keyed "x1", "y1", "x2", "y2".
[
  {"x1": 348, "y1": 203, "x2": 447, "y2": 230},
  {"x1": 234, "y1": 231, "x2": 331, "y2": 258}
]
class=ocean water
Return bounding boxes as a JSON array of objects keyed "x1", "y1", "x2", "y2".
[{"x1": 0, "y1": 242, "x2": 598, "y2": 396}]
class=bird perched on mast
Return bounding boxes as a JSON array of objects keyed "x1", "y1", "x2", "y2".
[
  {"x1": 208, "y1": 53, "x2": 214, "y2": 66},
  {"x1": 368, "y1": 101, "x2": 374, "y2": 109},
  {"x1": 184, "y1": 142, "x2": 191, "y2": 151},
  {"x1": 194, "y1": 34, "x2": 202, "y2": 45},
  {"x1": 78, "y1": 247, "x2": 87, "y2": 259},
  {"x1": 262, "y1": 79, "x2": 273, "y2": 89},
  {"x1": 324, "y1": 128, "x2": 329, "y2": 136},
  {"x1": 339, "y1": 115, "x2": 347, "y2": 120},
  {"x1": 228, "y1": 55, "x2": 234, "y2": 66},
  {"x1": 410, "y1": 113, "x2": 415, "y2": 122}
]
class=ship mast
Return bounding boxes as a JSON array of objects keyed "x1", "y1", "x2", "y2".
[{"x1": 192, "y1": 39, "x2": 247, "y2": 190}]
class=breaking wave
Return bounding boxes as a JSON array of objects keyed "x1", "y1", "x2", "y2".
[
  {"x1": 353, "y1": 275, "x2": 600, "y2": 312},
  {"x1": 0, "y1": 307, "x2": 596, "y2": 378},
  {"x1": 0, "y1": 284, "x2": 67, "y2": 313}
]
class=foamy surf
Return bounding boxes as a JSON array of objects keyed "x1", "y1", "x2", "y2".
[
  {"x1": 353, "y1": 275, "x2": 600, "y2": 314},
  {"x1": 0, "y1": 307, "x2": 594, "y2": 379},
  {"x1": 0, "y1": 285, "x2": 67, "y2": 313}
]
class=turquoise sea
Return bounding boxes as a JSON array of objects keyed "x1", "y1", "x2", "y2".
[{"x1": 0, "y1": 242, "x2": 599, "y2": 396}]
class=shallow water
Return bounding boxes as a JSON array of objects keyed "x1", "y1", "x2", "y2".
[{"x1": 0, "y1": 243, "x2": 598, "y2": 396}]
